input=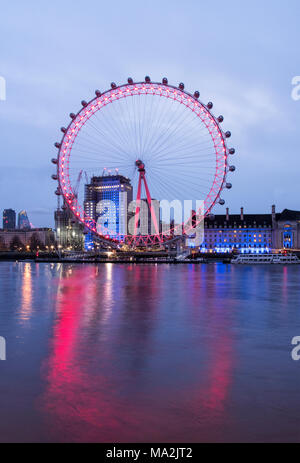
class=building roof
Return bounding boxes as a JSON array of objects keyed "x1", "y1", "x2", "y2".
[
  {"x1": 203, "y1": 208, "x2": 300, "y2": 228},
  {"x1": 90, "y1": 174, "x2": 131, "y2": 185},
  {"x1": 204, "y1": 213, "x2": 272, "y2": 228},
  {"x1": 276, "y1": 209, "x2": 300, "y2": 222}
]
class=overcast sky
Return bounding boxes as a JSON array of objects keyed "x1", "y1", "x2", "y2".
[{"x1": 0, "y1": 0, "x2": 299, "y2": 227}]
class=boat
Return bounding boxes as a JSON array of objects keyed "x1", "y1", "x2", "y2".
[
  {"x1": 231, "y1": 253, "x2": 300, "y2": 265},
  {"x1": 272, "y1": 254, "x2": 300, "y2": 264}
]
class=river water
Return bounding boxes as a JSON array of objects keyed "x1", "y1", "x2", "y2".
[{"x1": 0, "y1": 261, "x2": 300, "y2": 442}]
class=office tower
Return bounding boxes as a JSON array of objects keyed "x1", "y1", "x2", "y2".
[
  {"x1": 18, "y1": 210, "x2": 31, "y2": 229},
  {"x1": 84, "y1": 174, "x2": 133, "y2": 239},
  {"x1": 54, "y1": 206, "x2": 84, "y2": 250},
  {"x1": 3, "y1": 209, "x2": 16, "y2": 229}
]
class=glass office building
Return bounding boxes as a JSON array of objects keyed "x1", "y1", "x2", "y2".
[
  {"x1": 3, "y1": 209, "x2": 16, "y2": 229},
  {"x1": 84, "y1": 174, "x2": 133, "y2": 244},
  {"x1": 18, "y1": 210, "x2": 31, "y2": 229}
]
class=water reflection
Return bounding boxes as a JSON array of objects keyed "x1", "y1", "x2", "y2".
[
  {"x1": 40, "y1": 265, "x2": 130, "y2": 441},
  {"x1": 39, "y1": 264, "x2": 236, "y2": 442},
  {"x1": 1, "y1": 262, "x2": 300, "y2": 442},
  {"x1": 19, "y1": 263, "x2": 33, "y2": 322}
]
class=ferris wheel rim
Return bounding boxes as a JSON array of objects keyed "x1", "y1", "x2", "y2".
[{"x1": 53, "y1": 79, "x2": 233, "y2": 246}]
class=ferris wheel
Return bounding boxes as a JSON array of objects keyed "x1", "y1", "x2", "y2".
[{"x1": 51, "y1": 76, "x2": 236, "y2": 247}]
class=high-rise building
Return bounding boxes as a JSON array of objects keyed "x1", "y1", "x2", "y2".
[
  {"x1": 138, "y1": 198, "x2": 160, "y2": 235},
  {"x1": 18, "y1": 210, "x2": 31, "y2": 229},
  {"x1": 84, "y1": 174, "x2": 133, "y2": 240},
  {"x1": 55, "y1": 206, "x2": 84, "y2": 250},
  {"x1": 3, "y1": 209, "x2": 16, "y2": 229}
]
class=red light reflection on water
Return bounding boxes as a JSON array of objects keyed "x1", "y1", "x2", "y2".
[
  {"x1": 39, "y1": 266, "x2": 126, "y2": 441},
  {"x1": 39, "y1": 265, "x2": 235, "y2": 442}
]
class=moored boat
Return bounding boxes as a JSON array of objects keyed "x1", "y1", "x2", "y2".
[{"x1": 231, "y1": 253, "x2": 300, "y2": 264}]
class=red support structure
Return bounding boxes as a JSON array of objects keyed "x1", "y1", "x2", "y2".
[
  {"x1": 134, "y1": 160, "x2": 160, "y2": 239},
  {"x1": 134, "y1": 171, "x2": 142, "y2": 236},
  {"x1": 143, "y1": 174, "x2": 160, "y2": 237}
]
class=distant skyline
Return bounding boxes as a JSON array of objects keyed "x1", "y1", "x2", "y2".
[{"x1": 1, "y1": 0, "x2": 300, "y2": 227}]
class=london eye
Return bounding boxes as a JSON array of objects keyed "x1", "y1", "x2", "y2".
[{"x1": 51, "y1": 76, "x2": 236, "y2": 248}]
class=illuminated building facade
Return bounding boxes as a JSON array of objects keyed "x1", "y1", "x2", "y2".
[
  {"x1": 200, "y1": 206, "x2": 300, "y2": 253},
  {"x1": 84, "y1": 174, "x2": 133, "y2": 244},
  {"x1": 272, "y1": 208, "x2": 300, "y2": 249}
]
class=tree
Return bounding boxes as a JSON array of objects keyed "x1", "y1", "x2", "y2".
[
  {"x1": 10, "y1": 236, "x2": 24, "y2": 251},
  {"x1": 0, "y1": 236, "x2": 6, "y2": 251},
  {"x1": 29, "y1": 233, "x2": 45, "y2": 251}
]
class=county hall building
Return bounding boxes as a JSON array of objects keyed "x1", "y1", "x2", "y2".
[{"x1": 200, "y1": 206, "x2": 300, "y2": 253}]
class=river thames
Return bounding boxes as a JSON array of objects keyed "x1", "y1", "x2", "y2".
[{"x1": 0, "y1": 261, "x2": 300, "y2": 442}]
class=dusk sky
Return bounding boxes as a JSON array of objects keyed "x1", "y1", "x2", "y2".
[{"x1": 0, "y1": 0, "x2": 299, "y2": 227}]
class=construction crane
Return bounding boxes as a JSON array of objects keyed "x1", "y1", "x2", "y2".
[
  {"x1": 74, "y1": 170, "x2": 83, "y2": 199},
  {"x1": 62, "y1": 169, "x2": 88, "y2": 210}
]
